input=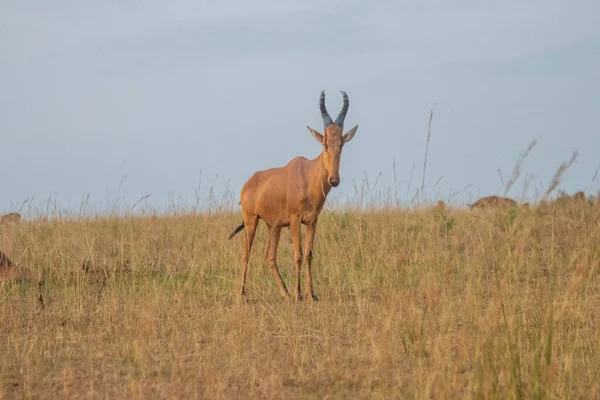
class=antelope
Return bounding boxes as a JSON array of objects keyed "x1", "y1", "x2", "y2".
[
  {"x1": 0, "y1": 212, "x2": 21, "y2": 224},
  {"x1": 228, "y1": 90, "x2": 359, "y2": 301},
  {"x1": 0, "y1": 250, "x2": 33, "y2": 283},
  {"x1": 572, "y1": 191, "x2": 585, "y2": 202},
  {"x1": 468, "y1": 195, "x2": 517, "y2": 210},
  {"x1": 0, "y1": 251, "x2": 13, "y2": 270}
]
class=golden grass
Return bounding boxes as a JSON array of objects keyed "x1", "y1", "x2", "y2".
[{"x1": 1, "y1": 200, "x2": 600, "y2": 399}]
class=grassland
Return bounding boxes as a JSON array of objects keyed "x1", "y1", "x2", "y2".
[{"x1": 1, "y1": 197, "x2": 600, "y2": 399}]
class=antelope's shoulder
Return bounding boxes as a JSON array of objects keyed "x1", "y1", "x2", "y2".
[
  {"x1": 247, "y1": 164, "x2": 287, "y2": 181},
  {"x1": 286, "y1": 156, "x2": 308, "y2": 166}
]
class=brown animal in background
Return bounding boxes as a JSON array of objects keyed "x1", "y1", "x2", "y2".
[
  {"x1": 228, "y1": 90, "x2": 359, "y2": 301},
  {"x1": 0, "y1": 251, "x2": 17, "y2": 282},
  {"x1": 435, "y1": 200, "x2": 446, "y2": 210},
  {"x1": 572, "y1": 191, "x2": 585, "y2": 202},
  {"x1": 0, "y1": 250, "x2": 34, "y2": 283},
  {"x1": 0, "y1": 212, "x2": 21, "y2": 224},
  {"x1": 468, "y1": 196, "x2": 517, "y2": 210},
  {"x1": 0, "y1": 251, "x2": 14, "y2": 270}
]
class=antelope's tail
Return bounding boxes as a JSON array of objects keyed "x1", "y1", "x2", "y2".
[{"x1": 228, "y1": 222, "x2": 245, "y2": 240}]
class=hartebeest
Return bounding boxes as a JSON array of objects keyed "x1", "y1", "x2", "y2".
[
  {"x1": 229, "y1": 90, "x2": 358, "y2": 301},
  {"x1": 0, "y1": 212, "x2": 21, "y2": 224},
  {"x1": 0, "y1": 250, "x2": 34, "y2": 283},
  {"x1": 468, "y1": 196, "x2": 517, "y2": 210},
  {"x1": 572, "y1": 191, "x2": 585, "y2": 202}
]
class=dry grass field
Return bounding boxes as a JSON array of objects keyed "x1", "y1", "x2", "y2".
[{"x1": 1, "y1": 196, "x2": 600, "y2": 399}]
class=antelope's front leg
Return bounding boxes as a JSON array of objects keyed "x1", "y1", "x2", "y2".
[
  {"x1": 290, "y1": 217, "x2": 303, "y2": 301},
  {"x1": 304, "y1": 220, "x2": 319, "y2": 302}
]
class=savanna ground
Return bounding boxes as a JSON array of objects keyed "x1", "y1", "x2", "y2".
[{"x1": 1, "y1": 195, "x2": 600, "y2": 399}]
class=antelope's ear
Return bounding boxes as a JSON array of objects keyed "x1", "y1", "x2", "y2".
[
  {"x1": 306, "y1": 126, "x2": 324, "y2": 144},
  {"x1": 342, "y1": 125, "x2": 358, "y2": 144}
]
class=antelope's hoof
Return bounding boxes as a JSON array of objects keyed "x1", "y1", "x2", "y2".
[
  {"x1": 308, "y1": 293, "x2": 319, "y2": 302},
  {"x1": 295, "y1": 293, "x2": 303, "y2": 302}
]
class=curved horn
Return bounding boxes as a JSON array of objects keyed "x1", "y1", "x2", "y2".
[
  {"x1": 335, "y1": 90, "x2": 349, "y2": 128},
  {"x1": 320, "y1": 90, "x2": 333, "y2": 127}
]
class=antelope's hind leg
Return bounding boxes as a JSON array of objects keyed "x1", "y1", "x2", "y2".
[
  {"x1": 239, "y1": 214, "x2": 259, "y2": 300},
  {"x1": 266, "y1": 225, "x2": 290, "y2": 299}
]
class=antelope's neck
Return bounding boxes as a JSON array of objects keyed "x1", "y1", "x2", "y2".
[{"x1": 308, "y1": 153, "x2": 332, "y2": 200}]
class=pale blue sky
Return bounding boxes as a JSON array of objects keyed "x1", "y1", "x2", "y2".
[{"x1": 2, "y1": 1, "x2": 599, "y2": 213}]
